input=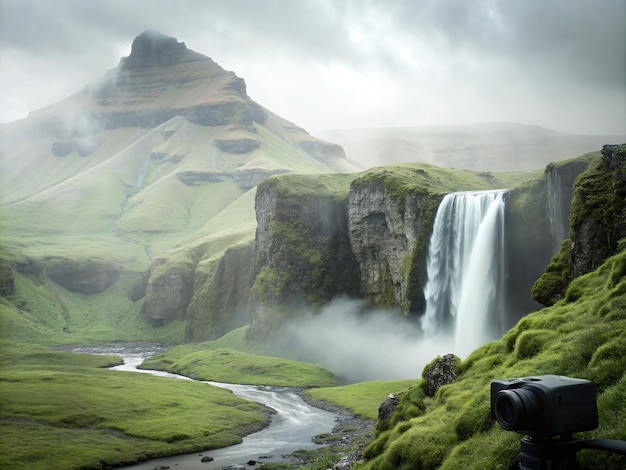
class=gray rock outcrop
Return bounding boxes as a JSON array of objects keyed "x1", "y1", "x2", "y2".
[
  {"x1": 348, "y1": 177, "x2": 434, "y2": 313},
  {"x1": 43, "y1": 257, "x2": 120, "y2": 294},
  {"x1": 120, "y1": 29, "x2": 187, "y2": 69},
  {"x1": 142, "y1": 258, "x2": 194, "y2": 325},
  {"x1": 0, "y1": 260, "x2": 14, "y2": 296},
  {"x1": 377, "y1": 393, "x2": 400, "y2": 430},
  {"x1": 214, "y1": 138, "x2": 260, "y2": 154},
  {"x1": 422, "y1": 354, "x2": 461, "y2": 397},
  {"x1": 252, "y1": 174, "x2": 360, "y2": 316}
]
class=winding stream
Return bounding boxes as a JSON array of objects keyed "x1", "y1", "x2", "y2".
[{"x1": 73, "y1": 345, "x2": 337, "y2": 469}]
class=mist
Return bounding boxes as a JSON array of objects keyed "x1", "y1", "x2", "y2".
[
  {"x1": 2, "y1": 1, "x2": 624, "y2": 134},
  {"x1": 268, "y1": 297, "x2": 455, "y2": 384}
]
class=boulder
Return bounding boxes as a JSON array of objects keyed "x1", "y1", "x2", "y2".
[
  {"x1": 422, "y1": 354, "x2": 460, "y2": 397},
  {"x1": 377, "y1": 393, "x2": 400, "y2": 429}
]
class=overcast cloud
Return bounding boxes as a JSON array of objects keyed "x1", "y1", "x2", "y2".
[{"x1": 1, "y1": 0, "x2": 624, "y2": 134}]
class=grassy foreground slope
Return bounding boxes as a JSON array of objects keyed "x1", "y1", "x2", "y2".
[
  {"x1": 357, "y1": 248, "x2": 626, "y2": 470},
  {"x1": 0, "y1": 342, "x2": 272, "y2": 470}
]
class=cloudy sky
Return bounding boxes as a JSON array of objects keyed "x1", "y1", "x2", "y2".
[{"x1": 1, "y1": 0, "x2": 624, "y2": 134}]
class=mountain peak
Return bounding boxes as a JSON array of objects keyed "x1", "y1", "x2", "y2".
[{"x1": 121, "y1": 30, "x2": 188, "y2": 69}]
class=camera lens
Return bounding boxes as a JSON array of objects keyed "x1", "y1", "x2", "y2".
[{"x1": 494, "y1": 388, "x2": 541, "y2": 432}]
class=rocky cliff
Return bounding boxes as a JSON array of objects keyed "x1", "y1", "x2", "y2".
[
  {"x1": 347, "y1": 170, "x2": 439, "y2": 313},
  {"x1": 251, "y1": 173, "x2": 360, "y2": 328},
  {"x1": 505, "y1": 153, "x2": 598, "y2": 317},
  {"x1": 185, "y1": 243, "x2": 256, "y2": 340},
  {"x1": 533, "y1": 144, "x2": 626, "y2": 305},
  {"x1": 249, "y1": 156, "x2": 597, "y2": 337}
]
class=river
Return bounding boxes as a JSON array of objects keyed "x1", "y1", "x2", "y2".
[{"x1": 71, "y1": 345, "x2": 338, "y2": 469}]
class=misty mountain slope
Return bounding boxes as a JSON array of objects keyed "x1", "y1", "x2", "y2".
[
  {"x1": 0, "y1": 30, "x2": 356, "y2": 242},
  {"x1": 0, "y1": 125, "x2": 146, "y2": 205},
  {"x1": 0, "y1": 30, "x2": 358, "y2": 341}
]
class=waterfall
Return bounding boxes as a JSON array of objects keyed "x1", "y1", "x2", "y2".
[
  {"x1": 421, "y1": 190, "x2": 506, "y2": 357},
  {"x1": 546, "y1": 170, "x2": 567, "y2": 253}
]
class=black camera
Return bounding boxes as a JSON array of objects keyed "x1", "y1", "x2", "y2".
[{"x1": 490, "y1": 375, "x2": 598, "y2": 438}]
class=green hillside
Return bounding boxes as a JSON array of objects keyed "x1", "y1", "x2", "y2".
[
  {"x1": 1, "y1": 30, "x2": 625, "y2": 470},
  {"x1": 0, "y1": 31, "x2": 358, "y2": 343},
  {"x1": 356, "y1": 249, "x2": 626, "y2": 470}
]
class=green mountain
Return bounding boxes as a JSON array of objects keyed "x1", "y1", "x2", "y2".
[{"x1": 0, "y1": 30, "x2": 358, "y2": 342}]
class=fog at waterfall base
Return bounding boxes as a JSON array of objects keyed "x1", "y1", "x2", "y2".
[
  {"x1": 271, "y1": 297, "x2": 456, "y2": 384},
  {"x1": 271, "y1": 190, "x2": 509, "y2": 384}
]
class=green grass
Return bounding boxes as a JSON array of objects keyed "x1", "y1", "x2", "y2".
[
  {"x1": 0, "y1": 344, "x2": 271, "y2": 470},
  {"x1": 139, "y1": 343, "x2": 338, "y2": 387},
  {"x1": 1, "y1": 271, "x2": 185, "y2": 345},
  {"x1": 0, "y1": 342, "x2": 124, "y2": 369},
  {"x1": 356, "y1": 248, "x2": 626, "y2": 470},
  {"x1": 212, "y1": 325, "x2": 267, "y2": 351},
  {"x1": 305, "y1": 380, "x2": 416, "y2": 420},
  {"x1": 351, "y1": 163, "x2": 536, "y2": 199}
]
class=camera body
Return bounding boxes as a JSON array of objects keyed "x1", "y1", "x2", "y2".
[{"x1": 491, "y1": 375, "x2": 598, "y2": 438}]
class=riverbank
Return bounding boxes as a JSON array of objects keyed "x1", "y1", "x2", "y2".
[
  {"x1": 0, "y1": 342, "x2": 384, "y2": 469},
  {"x1": 291, "y1": 393, "x2": 377, "y2": 469}
]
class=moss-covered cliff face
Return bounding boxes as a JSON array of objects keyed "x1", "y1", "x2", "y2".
[
  {"x1": 359, "y1": 150, "x2": 626, "y2": 470},
  {"x1": 505, "y1": 153, "x2": 598, "y2": 318},
  {"x1": 185, "y1": 243, "x2": 255, "y2": 341},
  {"x1": 249, "y1": 163, "x2": 541, "y2": 335},
  {"x1": 251, "y1": 173, "x2": 361, "y2": 321},
  {"x1": 347, "y1": 169, "x2": 442, "y2": 313},
  {"x1": 141, "y1": 256, "x2": 196, "y2": 326},
  {"x1": 533, "y1": 144, "x2": 626, "y2": 306}
]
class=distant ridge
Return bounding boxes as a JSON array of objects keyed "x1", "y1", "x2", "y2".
[{"x1": 319, "y1": 123, "x2": 626, "y2": 171}]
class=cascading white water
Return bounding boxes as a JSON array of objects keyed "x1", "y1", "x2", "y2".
[
  {"x1": 546, "y1": 170, "x2": 567, "y2": 253},
  {"x1": 421, "y1": 190, "x2": 506, "y2": 357}
]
